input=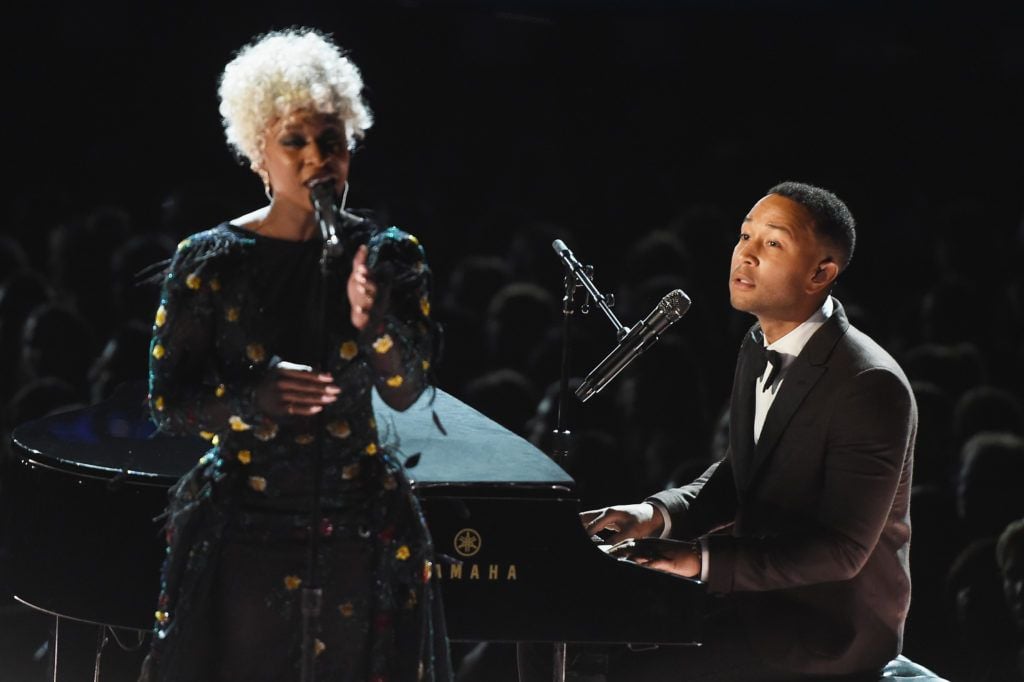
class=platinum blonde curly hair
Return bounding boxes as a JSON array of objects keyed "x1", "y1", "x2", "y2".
[{"x1": 218, "y1": 28, "x2": 373, "y2": 168}]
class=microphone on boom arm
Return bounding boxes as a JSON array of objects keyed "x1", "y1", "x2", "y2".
[{"x1": 575, "y1": 288, "x2": 691, "y2": 403}]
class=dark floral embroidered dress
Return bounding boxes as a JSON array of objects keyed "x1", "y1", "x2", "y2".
[{"x1": 139, "y1": 218, "x2": 451, "y2": 682}]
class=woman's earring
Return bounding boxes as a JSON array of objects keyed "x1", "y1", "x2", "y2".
[{"x1": 255, "y1": 167, "x2": 272, "y2": 201}]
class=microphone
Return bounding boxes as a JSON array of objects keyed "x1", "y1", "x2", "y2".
[
  {"x1": 575, "y1": 289, "x2": 691, "y2": 403},
  {"x1": 552, "y1": 239, "x2": 581, "y2": 270},
  {"x1": 309, "y1": 178, "x2": 364, "y2": 251},
  {"x1": 309, "y1": 179, "x2": 344, "y2": 246}
]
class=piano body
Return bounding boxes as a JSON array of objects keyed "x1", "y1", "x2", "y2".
[{"x1": 3, "y1": 381, "x2": 704, "y2": 674}]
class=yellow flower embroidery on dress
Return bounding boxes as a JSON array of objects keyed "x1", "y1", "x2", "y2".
[
  {"x1": 152, "y1": 344, "x2": 165, "y2": 359},
  {"x1": 386, "y1": 375, "x2": 404, "y2": 388},
  {"x1": 215, "y1": 384, "x2": 226, "y2": 398},
  {"x1": 422, "y1": 359, "x2": 430, "y2": 371},
  {"x1": 254, "y1": 423, "x2": 278, "y2": 441},
  {"x1": 420, "y1": 297, "x2": 430, "y2": 317},
  {"x1": 407, "y1": 234, "x2": 419, "y2": 245},
  {"x1": 327, "y1": 420, "x2": 351, "y2": 439},
  {"x1": 154, "y1": 396, "x2": 165, "y2": 412},
  {"x1": 339, "y1": 340, "x2": 358, "y2": 360},
  {"x1": 185, "y1": 273, "x2": 201, "y2": 290},
  {"x1": 155, "y1": 610, "x2": 169, "y2": 623},
  {"x1": 294, "y1": 433, "x2": 315, "y2": 445},
  {"x1": 155, "y1": 305, "x2": 167, "y2": 327},
  {"x1": 199, "y1": 431, "x2": 215, "y2": 441},
  {"x1": 245, "y1": 343, "x2": 266, "y2": 363},
  {"x1": 211, "y1": 434, "x2": 220, "y2": 446},
  {"x1": 372, "y1": 334, "x2": 394, "y2": 354},
  {"x1": 248, "y1": 476, "x2": 267, "y2": 492},
  {"x1": 226, "y1": 307, "x2": 240, "y2": 322},
  {"x1": 338, "y1": 602, "x2": 354, "y2": 618},
  {"x1": 365, "y1": 443, "x2": 378, "y2": 456},
  {"x1": 237, "y1": 450, "x2": 252, "y2": 464},
  {"x1": 314, "y1": 639, "x2": 326, "y2": 657},
  {"x1": 395, "y1": 545, "x2": 411, "y2": 561},
  {"x1": 283, "y1": 575, "x2": 302, "y2": 591},
  {"x1": 229, "y1": 416, "x2": 251, "y2": 431}
]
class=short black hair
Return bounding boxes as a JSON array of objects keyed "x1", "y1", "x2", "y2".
[{"x1": 767, "y1": 181, "x2": 856, "y2": 271}]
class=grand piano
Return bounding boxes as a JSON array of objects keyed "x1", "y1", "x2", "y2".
[{"x1": 3, "y1": 380, "x2": 704, "y2": 675}]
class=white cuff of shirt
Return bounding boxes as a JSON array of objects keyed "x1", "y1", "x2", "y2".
[{"x1": 648, "y1": 500, "x2": 673, "y2": 538}]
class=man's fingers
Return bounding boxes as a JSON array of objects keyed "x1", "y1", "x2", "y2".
[
  {"x1": 642, "y1": 558, "x2": 672, "y2": 572},
  {"x1": 608, "y1": 539, "x2": 666, "y2": 565},
  {"x1": 584, "y1": 509, "x2": 618, "y2": 535},
  {"x1": 627, "y1": 540, "x2": 665, "y2": 563},
  {"x1": 606, "y1": 539, "x2": 636, "y2": 558},
  {"x1": 603, "y1": 528, "x2": 632, "y2": 545}
]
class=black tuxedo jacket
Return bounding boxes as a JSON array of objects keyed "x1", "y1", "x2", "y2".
[{"x1": 649, "y1": 300, "x2": 916, "y2": 677}]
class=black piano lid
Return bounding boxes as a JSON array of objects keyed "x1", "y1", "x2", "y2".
[{"x1": 10, "y1": 381, "x2": 575, "y2": 495}]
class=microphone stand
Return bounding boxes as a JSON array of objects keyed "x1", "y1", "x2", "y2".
[
  {"x1": 524, "y1": 240, "x2": 622, "y2": 682},
  {"x1": 550, "y1": 269, "x2": 576, "y2": 464},
  {"x1": 550, "y1": 239, "x2": 626, "y2": 463},
  {"x1": 300, "y1": 189, "x2": 344, "y2": 682}
]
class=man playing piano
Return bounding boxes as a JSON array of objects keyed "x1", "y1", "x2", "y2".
[{"x1": 582, "y1": 182, "x2": 916, "y2": 681}]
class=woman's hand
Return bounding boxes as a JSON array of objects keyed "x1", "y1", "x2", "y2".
[
  {"x1": 347, "y1": 245, "x2": 376, "y2": 330},
  {"x1": 254, "y1": 361, "x2": 339, "y2": 418}
]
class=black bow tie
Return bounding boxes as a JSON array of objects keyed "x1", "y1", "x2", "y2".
[{"x1": 747, "y1": 333, "x2": 784, "y2": 392}]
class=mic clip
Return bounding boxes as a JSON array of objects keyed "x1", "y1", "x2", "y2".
[
  {"x1": 552, "y1": 239, "x2": 627, "y2": 337},
  {"x1": 574, "y1": 264, "x2": 616, "y2": 319}
]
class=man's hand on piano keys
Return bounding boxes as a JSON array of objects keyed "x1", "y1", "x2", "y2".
[
  {"x1": 580, "y1": 503, "x2": 664, "y2": 544},
  {"x1": 606, "y1": 538, "x2": 702, "y2": 579}
]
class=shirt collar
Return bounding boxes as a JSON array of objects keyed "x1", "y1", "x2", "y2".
[{"x1": 764, "y1": 295, "x2": 834, "y2": 357}]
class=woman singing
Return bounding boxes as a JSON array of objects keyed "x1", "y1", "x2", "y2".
[{"x1": 139, "y1": 28, "x2": 451, "y2": 682}]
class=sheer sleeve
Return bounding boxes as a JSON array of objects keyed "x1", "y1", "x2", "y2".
[
  {"x1": 360, "y1": 227, "x2": 437, "y2": 411},
  {"x1": 148, "y1": 235, "x2": 261, "y2": 436}
]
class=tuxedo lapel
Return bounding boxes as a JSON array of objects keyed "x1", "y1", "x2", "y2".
[
  {"x1": 738, "y1": 302, "x2": 851, "y2": 494},
  {"x1": 747, "y1": 360, "x2": 826, "y2": 489},
  {"x1": 729, "y1": 329, "x2": 761, "y2": 494}
]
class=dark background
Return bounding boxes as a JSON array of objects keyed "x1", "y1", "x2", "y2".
[
  {"x1": 6, "y1": 0, "x2": 1024, "y2": 405},
  {"x1": 2, "y1": 1, "x2": 1024, "y2": 680},
  {"x1": 7, "y1": 1, "x2": 1023, "y2": 266}
]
